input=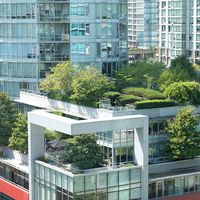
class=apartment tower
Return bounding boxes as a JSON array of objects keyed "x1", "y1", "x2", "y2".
[
  {"x1": 128, "y1": 0, "x2": 159, "y2": 49},
  {"x1": 0, "y1": 0, "x2": 128, "y2": 97},
  {"x1": 159, "y1": 0, "x2": 200, "y2": 65}
]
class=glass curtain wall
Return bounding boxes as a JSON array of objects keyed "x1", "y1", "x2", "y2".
[
  {"x1": 0, "y1": 2, "x2": 38, "y2": 97},
  {"x1": 35, "y1": 162, "x2": 141, "y2": 200}
]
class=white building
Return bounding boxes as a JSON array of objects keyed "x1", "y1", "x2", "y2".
[
  {"x1": 159, "y1": 0, "x2": 200, "y2": 65},
  {"x1": 128, "y1": 0, "x2": 159, "y2": 49},
  {"x1": 11, "y1": 91, "x2": 200, "y2": 200}
]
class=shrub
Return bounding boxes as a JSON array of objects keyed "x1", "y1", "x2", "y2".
[
  {"x1": 119, "y1": 95, "x2": 141, "y2": 106},
  {"x1": 62, "y1": 134, "x2": 103, "y2": 169},
  {"x1": 103, "y1": 91, "x2": 121, "y2": 101},
  {"x1": 122, "y1": 87, "x2": 165, "y2": 100},
  {"x1": 103, "y1": 92, "x2": 121, "y2": 105},
  {"x1": 134, "y1": 99, "x2": 176, "y2": 110},
  {"x1": 164, "y1": 81, "x2": 200, "y2": 105}
]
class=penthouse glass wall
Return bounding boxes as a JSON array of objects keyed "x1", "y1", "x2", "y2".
[{"x1": 35, "y1": 161, "x2": 141, "y2": 200}]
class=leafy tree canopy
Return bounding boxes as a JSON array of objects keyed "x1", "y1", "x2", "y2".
[
  {"x1": 45, "y1": 129, "x2": 70, "y2": 142},
  {"x1": 166, "y1": 107, "x2": 200, "y2": 160},
  {"x1": 114, "y1": 60, "x2": 165, "y2": 91},
  {"x1": 164, "y1": 81, "x2": 200, "y2": 105},
  {"x1": 9, "y1": 113, "x2": 28, "y2": 153},
  {"x1": 0, "y1": 92, "x2": 17, "y2": 146},
  {"x1": 63, "y1": 134, "x2": 103, "y2": 169},
  {"x1": 158, "y1": 56, "x2": 197, "y2": 91},
  {"x1": 70, "y1": 68, "x2": 113, "y2": 106},
  {"x1": 40, "y1": 61, "x2": 73, "y2": 100}
]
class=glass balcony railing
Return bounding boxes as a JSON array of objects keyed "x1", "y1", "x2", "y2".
[
  {"x1": 39, "y1": 13, "x2": 69, "y2": 21},
  {"x1": 38, "y1": 33, "x2": 70, "y2": 42},
  {"x1": 38, "y1": 0, "x2": 69, "y2": 2},
  {"x1": 39, "y1": 53, "x2": 69, "y2": 61}
]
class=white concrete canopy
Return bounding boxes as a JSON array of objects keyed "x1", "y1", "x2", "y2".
[{"x1": 28, "y1": 109, "x2": 149, "y2": 200}]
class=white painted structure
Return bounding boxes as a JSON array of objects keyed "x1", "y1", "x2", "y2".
[
  {"x1": 28, "y1": 109, "x2": 149, "y2": 200},
  {"x1": 159, "y1": 0, "x2": 200, "y2": 65}
]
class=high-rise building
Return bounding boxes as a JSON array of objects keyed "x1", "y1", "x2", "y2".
[
  {"x1": 0, "y1": 0, "x2": 128, "y2": 97},
  {"x1": 128, "y1": 0, "x2": 159, "y2": 49},
  {"x1": 159, "y1": 0, "x2": 200, "y2": 65}
]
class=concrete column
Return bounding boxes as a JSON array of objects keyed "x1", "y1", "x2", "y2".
[
  {"x1": 134, "y1": 117, "x2": 149, "y2": 200},
  {"x1": 28, "y1": 114, "x2": 45, "y2": 200}
]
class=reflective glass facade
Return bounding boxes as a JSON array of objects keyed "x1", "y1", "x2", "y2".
[
  {"x1": 159, "y1": 0, "x2": 200, "y2": 65},
  {"x1": 35, "y1": 161, "x2": 141, "y2": 200},
  {"x1": 0, "y1": 161, "x2": 29, "y2": 190},
  {"x1": 0, "y1": 0, "x2": 128, "y2": 97},
  {"x1": 149, "y1": 173, "x2": 200, "y2": 199},
  {"x1": 128, "y1": 0, "x2": 159, "y2": 48}
]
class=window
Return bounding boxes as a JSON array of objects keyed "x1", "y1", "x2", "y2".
[{"x1": 71, "y1": 23, "x2": 90, "y2": 36}]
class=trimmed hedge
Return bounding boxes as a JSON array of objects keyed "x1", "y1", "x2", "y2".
[
  {"x1": 122, "y1": 87, "x2": 165, "y2": 100},
  {"x1": 134, "y1": 99, "x2": 177, "y2": 110},
  {"x1": 119, "y1": 95, "x2": 141, "y2": 106},
  {"x1": 103, "y1": 91, "x2": 121, "y2": 102},
  {"x1": 164, "y1": 81, "x2": 200, "y2": 105}
]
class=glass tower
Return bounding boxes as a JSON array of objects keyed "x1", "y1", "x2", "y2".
[
  {"x1": 0, "y1": 0, "x2": 128, "y2": 97},
  {"x1": 159, "y1": 0, "x2": 200, "y2": 65},
  {"x1": 128, "y1": 0, "x2": 159, "y2": 48}
]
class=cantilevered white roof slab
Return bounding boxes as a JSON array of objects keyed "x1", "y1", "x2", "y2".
[{"x1": 29, "y1": 109, "x2": 147, "y2": 135}]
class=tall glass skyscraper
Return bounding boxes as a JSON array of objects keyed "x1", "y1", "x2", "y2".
[
  {"x1": 0, "y1": 0, "x2": 128, "y2": 97},
  {"x1": 159, "y1": 0, "x2": 200, "y2": 65},
  {"x1": 128, "y1": 0, "x2": 159, "y2": 48}
]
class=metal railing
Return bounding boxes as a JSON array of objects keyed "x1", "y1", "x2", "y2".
[
  {"x1": 20, "y1": 89, "x2": 47, "y2": 96},
  {"x1": 44, "y1": 153, "x2": 137, "y2": 174}
]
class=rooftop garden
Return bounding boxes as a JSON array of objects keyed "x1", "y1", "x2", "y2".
[{"x1": 39, "y1": 55, "x2": 200, "y2": 110}]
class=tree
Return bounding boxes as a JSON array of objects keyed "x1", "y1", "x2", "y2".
[
  {"x1": 70, "y1": 68, "x2": 113, "y2": 106},
  {"x1": 40, "y1": 61, "x2": 73, "y2": 100},
  {"x1": 9, "y1": 114, "x2": 28, "y2": 153},
  {"x1": 0, "y1": 92, "x2": 17, "y2": 146},
  {"x1": 114, "y1": 60, "x2": 165, "y2": 91},
  {"x1": 166, "y1": 107, "x2": 200, "y2": 160},
  {"x1": 63, "y1": 134, "x2": 103, "y2": 169},
  {"x1": 158, "y1": 56, "x2": 197, "y2": 91},
  {"x1": 164, "y1": 81, "x2": 200, "y2": 105},
  {"x1": 45, "y1": 129, "x2": 70, "y2": 142},
  {"x1": 170, "y1": 55, "x2": 195, "y2": 75}
]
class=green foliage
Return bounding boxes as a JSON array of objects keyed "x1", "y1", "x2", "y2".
[
  {"x1": 134, "y1": 99, "x2": 176, "y2": 110},
  {"x1": 103, "y1": 91, "x2": 121, "y2": 104},
  {"x1": 63, "y1": 134, "x2": 103, "y2": 169},
  {"x1": 158, "y1": 56, "x2": 197, "y2": 91},
  {"x1": 40, "y1": 61, "x2": 73, "y2": 100},
  {"x1": 70, "y1": 68, "x2": 113, "y2": 106},
  {"x1": 114, "y1": 60, "x2": 165, "y2": 91},
  {"x1": 0, "y1": 92, "x2": 17, "y2": 146},
  {"x1": 9, "y1": 114, "x2": 28, "y2": 153},
  {"x1": 170, "y1": 55, "x2": 194, "y2": 74},
  {"x1": 119, "y1": 95, "x2": 141, "y2": 106},
  {"x1": 122, "y1": 87, "x2": 165, "y2": 100},
  {"x1": 164, "y1": 81, "x2": 200, "y2": 105},
  {"x1": 166, "y1": 107, "x2": 200, "y2": 160},
  {"x1": 193, "y1": 64, "x2": 200, "y2": 72},
  {"x1": 44, "y1": 129, "x2": 68, "y2": 142}
]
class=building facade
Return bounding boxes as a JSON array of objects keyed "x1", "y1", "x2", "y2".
[
  {"x1": 159, "y1": 0, "x2": 200, "y2": 65},
  {"x1": 13, "y1": 91, "x2": 200, "y2": 200},
  {"x1": 0, "y1": 147, "x2": 29, "y2": 200},
  {"x1": 0, "y1": 0, "x2": 128, "y2": 97},
  {"x1": 128, "y1": 0, "x2": 159, "y2": 49}
]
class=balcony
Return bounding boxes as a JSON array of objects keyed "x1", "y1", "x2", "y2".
[
  {"x1": 38, "y1": 0, "x2": 69, "y2": 2},
  {"x1": 38, "y1": 33, "x2": 70, "y2": 42},
  {"x1": 39, "y1": 13, "x2": 69, "y2": 22},
  {"x1": 39, "y1": 53, "x2": 69, "y2": 61}
]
